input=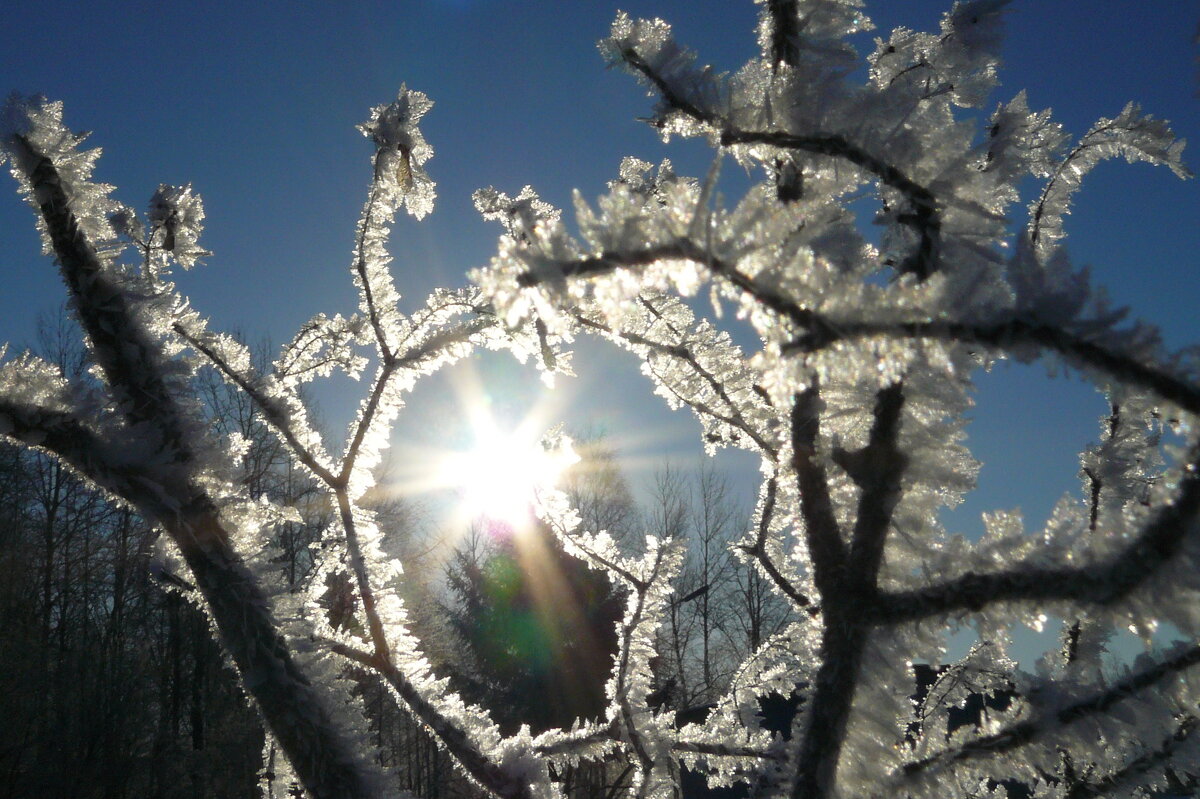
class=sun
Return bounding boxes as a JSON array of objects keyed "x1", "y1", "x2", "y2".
[{"x1": 440, "y1": 418, "x2": 578, "y2": 530}]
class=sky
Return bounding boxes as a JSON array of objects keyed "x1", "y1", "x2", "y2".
[{"x1": 2, "y1": 1, "x2": 1198, "y2": 561}]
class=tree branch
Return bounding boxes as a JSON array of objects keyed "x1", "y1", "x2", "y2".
[
  {"x1": 1063, "y1": 715, "x2": 1198, "y2": 799},
  {"x1": 617, "y1": 49, "x2": 941, "y2": 280},
  {"x1": 8, "y1": 131, "x2": 384, "y2": 799},
  {"x1": 791, "y1": 384, "x2": 847, "y2": 590},
  {"x1": 902, "y1": 643, "x2": 1200, "y2": 780},
  {"x1": 573, "y1": 304, "x2": 778, "y2": 460},
  {"x1": 11, "y1": 134, "x2": 189, "y2": 453},
  {"x1": 172, "y1": 322, "x2": 339, "y2": 486},
  {"x1": 737, "y1": 476, "x2": 817, "y2": 614},
  {"x1": 785, "y1": 317, "x2": 1200, "y2": 418},
  {"x1": 844, "y1": 382, "x2": 908, "y2": 582},
  {"x1": 878, "y1": 457, "x2": 1200, "y2": 622},
  {"x1": 790, "y1": 383, "x2": 907, "y2": 799},
  {"x1": 329, "y1": 640, "x2": 535, "y2": 799}
]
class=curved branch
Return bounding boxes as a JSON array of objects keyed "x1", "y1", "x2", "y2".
[
  {"x1": 329, "y1": 641, "x2": 535, "y2": 799},
  {"x1": 785, "y1": 316, "x2": 1200, "y2": 418},
  {"x1": 877, "y1": 456, "x2": 1200, "y2": 623},
  {"x1": 902, "y1": 643, "x2": 1200, "y2": 780},
  {"x1": 572, "y1": 306, "x2": 778, "y2": 460},
  {"x1": 172, "y1": 323, "x2": 338, "y2": 486},
  {"x1": 517, "y1": 240, "x2": 831, "y2": 346}
]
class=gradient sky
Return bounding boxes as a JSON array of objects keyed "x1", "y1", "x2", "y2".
[{"x1": 2, "y1": 1, "x2": 1198, "y2": 557}]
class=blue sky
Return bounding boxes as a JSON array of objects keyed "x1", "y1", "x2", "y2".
[{"x1": 2, "y1": 1, "x2": 1198, "y2": 549}]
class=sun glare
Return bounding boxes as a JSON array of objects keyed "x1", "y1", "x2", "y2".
[{"x1": 441, "y1": 421, "x2": 578, "y2": 530}]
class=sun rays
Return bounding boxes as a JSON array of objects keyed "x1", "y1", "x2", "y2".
[{"x1": 440, "y1": 417, "x2": 579, "y2": 530}]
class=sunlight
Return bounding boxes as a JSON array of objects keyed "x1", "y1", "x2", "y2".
[{"x1": 440, "y1": 414, "x2": 579, "y2": 530}]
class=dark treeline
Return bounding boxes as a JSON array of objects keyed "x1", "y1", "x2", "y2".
[{"x1": 0, "y1": 439, "x2": 261, "y2": 799}]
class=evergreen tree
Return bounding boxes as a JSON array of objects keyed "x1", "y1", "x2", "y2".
[{"x1": 445, "y1": 520, "x2": 623, "y2": 736}]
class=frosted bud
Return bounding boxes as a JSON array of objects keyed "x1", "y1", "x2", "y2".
[
  {"x1": 359, "y1": 85, "x2": 436, "y2": 218},
  {"x1": 148, "y1": 183, "x2": 209, "y2": 269}
]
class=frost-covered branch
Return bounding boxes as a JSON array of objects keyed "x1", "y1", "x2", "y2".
[
  {"x1": 572, "y1": 299, "x2": 778, "y2": 458},
  {"x1": 517, "y1": 240, "x2": 832, "y2": 342},
  {"x1": 788, "y1": 383, "x2": 908, "y2": 799},
  {"x1": 329, "y1": 641, "x2": 540, "y2": 799},
  {"x1": 901, "y1": 642, "x2": 1200, "y2": 780},
  {"x1": 878, "y1": 457, "x2": 1200, "y2": 621},
  {"x1": 0, "y1": 395, "x2": 143, "y2": 498},
  {"x1": 612, "y1": 43, "x2": 942, "y2": 280},
  {"x1": 1058, "y1": 715, "x2": 1199, "y2": 799},
  {"x1": 172, "y1": 322, "x2": 339, "y2": 486},
  {"x1": 8, "y1": 131, "x2": 187, "y2": 447},
  {"x1": 2, "y1": 97, "x2": 386, "y2": 799},
  {"x1": 1030, "y1": 103, "x2": 1190, "y2": 258},
  {"x1": 790, "y1": 384, "x2": 846, "y2": 588},
  {"x1": 784, "y1": 315, "x2": 1200, "y2": 418},
  {"x1": 737, "y1": 476, "x2": 816, "y2": 614}
]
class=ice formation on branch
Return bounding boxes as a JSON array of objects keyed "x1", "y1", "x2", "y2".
[{"x1": 2, "y1": 2, "x2": 1199, "y2": 798}]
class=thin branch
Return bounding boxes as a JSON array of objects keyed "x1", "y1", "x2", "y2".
[
  {"x1": 637, "y1": 296, "x2": 779, "y2": 458},
  {"x1": 172, "y1": 323, "x2": 338, "y2": 486},
  {"x1": 333, "y1": 492, "x2": 392, "y2": 662},
  {"x1": 1063, "y1": 715, "x2": 1198, "y2": 799},
  {"x1": 519, "y1": 240, "x2": 827, "y2": 343},
  {"x1": 542, "y1": 507, "x2": 645, "y2": 591},
  {"x1": 1030, "y1": 122, "x2": 1120, "y2": 253},
  {"x1": 902, "y1": 644, "x2": 1200, "y2": 779},
  {"x1": 737, "y1": 477, "x2": 817, "y2": 614},
  {"x1": 878, "y1": 456, "x2": 1200, "y2": 622},
  {"x1": 612, "y1": 547, "x2": 667, "y2": 797},
  {"x1": 532, "y1": 722, "x2": 622, "y2": 758},
  {"x1": 573, "y1": 308, "x2": 778, "y2": 460},
  {"x1": 328, "y1": 641, "x2": 534, "y2": 799},
  {"x1": 672, "y1": 739, "x2": 782, "y2": 761},
  {"x1": 785, "y1": 317, "x2": 1200, "y2": 418},
  {"x1": 353, "y1": 177, "x2": 396, "y2": 362},
  {"x1": 337, "y1": 361, "x2": 398, "y2": 489},
  {"x1": 338, "y1": 317, "x2": 489, "y2": 486}
]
